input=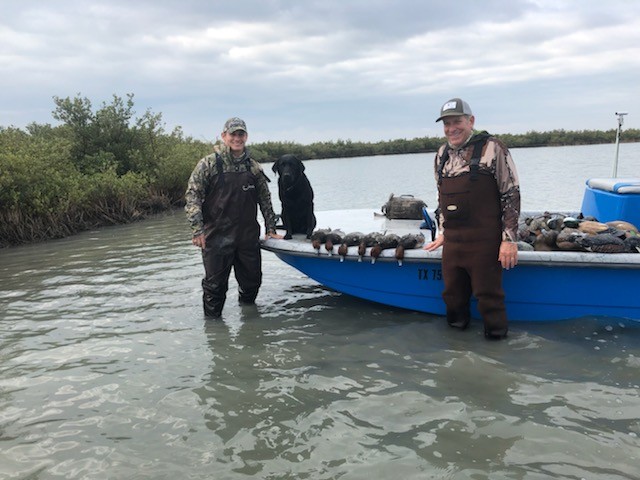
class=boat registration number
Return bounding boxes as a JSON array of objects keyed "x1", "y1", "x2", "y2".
[{"x1": 418, "y1": 268, "x2": 442, "y2": 281}]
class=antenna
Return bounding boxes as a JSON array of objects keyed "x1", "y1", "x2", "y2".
[{"x1": 612, "y1": 112, "x2": 628, "y2": 177}]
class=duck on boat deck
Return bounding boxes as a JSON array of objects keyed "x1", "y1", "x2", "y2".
[
  {"x1": 310, "y1": 228, "x2": 331, "y2": 254},
  {"x1": 625, "y1": 236, "x2": 640, "y2": 253},
  {"x1": 395, "y1": 233, "x2": 426, "y2": 266},
  {"x1": 533, "y1": 229, "x2": 559, "y2": 251},
  {"x1": 324, "y1": 229, "x2": 344, "y2": 256},
  {"x1": 342, "y1": 232, "x2": 365, "y2": 246},
  {"x1": 358, "y1": 232, "x2": 383, "y2": 262},
  {"x1": 555, "y1": 228, "x2": 586, "y2": 251},
  {"x1": 338, "y1": 242, "x2": 348, "y2": 261},
  {"x1": 357, "y1": 242, "x2": 367, "y2": 262},
  {"x1": 578, "y1": 233, "x2": 626, "y2": 253}
]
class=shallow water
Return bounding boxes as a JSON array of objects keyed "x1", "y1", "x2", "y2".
[{"x1": 1, "y1": 143, "x2": 640, "y2": 479}]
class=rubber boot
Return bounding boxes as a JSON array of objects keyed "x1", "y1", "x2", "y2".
[
  {"x1": 202, "y1": 278, "x2": 225, "y2": 318},
  {"x1": 446, "y1": 308, "x2": 471, "y2": 330}
]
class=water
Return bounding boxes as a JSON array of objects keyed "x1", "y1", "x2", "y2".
[{"x1": 1, "y1": 143, "x2": 640, "y2": 479}]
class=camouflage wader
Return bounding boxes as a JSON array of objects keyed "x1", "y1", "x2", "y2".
[{"x1": 201, "y1": 163, "x2": 262, "y2": 317}]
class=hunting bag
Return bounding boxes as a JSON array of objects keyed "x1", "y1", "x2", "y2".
[{"x1": 382, "y1": 194, "x2": 427, "y2": 220}]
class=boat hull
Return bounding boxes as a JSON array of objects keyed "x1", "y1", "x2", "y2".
[
  {"x1": 270, "y1": 250, "x2": 639, "y2": 322},
  {"x1": 263, "y1": 209, "x2": 640, "y2": 322}
]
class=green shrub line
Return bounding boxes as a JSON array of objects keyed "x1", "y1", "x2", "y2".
[{"x1": 2, "y1": 93, "x2": 639, "y2": 247}]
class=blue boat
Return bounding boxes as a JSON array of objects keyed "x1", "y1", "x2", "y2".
[{"x1": 262, "y1": 177, "x2": 640, "y2": 322}]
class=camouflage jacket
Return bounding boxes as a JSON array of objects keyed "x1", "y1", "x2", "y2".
[
  {"x1": 433, "y1": 131, "x2": 521, "y2": 242},
  {"x1": 184, "y1": 144, "x2": 278, "y2": 237}
]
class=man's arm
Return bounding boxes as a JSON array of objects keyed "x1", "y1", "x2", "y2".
[{"x1": 184, "y1": 158, "x2": 212, "y2": 241}]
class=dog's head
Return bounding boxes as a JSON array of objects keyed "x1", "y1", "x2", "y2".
[{"x1": 272, "y1": 154, "x2": 304, "y2": 188}]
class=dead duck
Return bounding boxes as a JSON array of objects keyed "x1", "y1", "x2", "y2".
[
  {"x1": 395, "y1": 233, "x2": 426, "y2": 266},
  {"x1": 525, "y1": 214, "x2": 550, "y2": 236},
  {"x1": 310, "y1": 228, "x2": 331, "y2": 254},
  {"x1": 546, "y1": 213, "x2": 566, "y2": 231},
  {"x1": 578, "y1": 220, "x2": 611, "y2": 235},
  {"x1": 357, "y1": 242, "x2": 367, "y2": 262},
  {"x1": 395, "y1": 244, "x2": 406, "y2": 265},
  {"x1": 324, "y1": 229, "x2": 344, "y2": 256},
  {"x1": 516, "y1": 241, "x2": 534, "y2": 251},
  {"x1": 337, "y1": 242, "x2": 349, "y2": 261},
  {"x1": 379, "y1": 233, "x2": 401, "y2": 250},
  {"x1": 342, "y1": 231, "x2": 365, "y2": 246},
  {"x1": 555, "y1": 228, "x2": 586, "y2": 251},
  {"x1": 358, "y1": 232, "x2": 383, "y2": 262},
  {"x1": 337, "y1": 232, "x2": 364, "y2": 261},
  {"x1": 370, "y1": 242, "x2": 382, "y2": 264},
  {"x1": 624, "y1": 235, "x2": 640, "y2": 253},
  {"x1": 399, "y1": 232, "x2": 425, "y2": 249},
  {"x1": 368, "y1": 233, "x2": 401, "y2": 264},
  {"x1": 517, "y1": 225, "x2": 536, "y2": 245},
  {"x1": 606, "y1": 220, "x2": 639, "y2": 235},
  {"x1": 561, "y1": 216, "x2": 581, "y2": 229},
  {"x1": 533, "y1": 229, "x2": 559, "y2": 251},
  {"x1": 577, "y1": 233, "x2": 626, "y2": 253}
]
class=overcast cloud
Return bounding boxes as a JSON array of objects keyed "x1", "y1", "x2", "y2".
[{"x1": 2, "y1": 0, "x2": 639, "y2": 144}]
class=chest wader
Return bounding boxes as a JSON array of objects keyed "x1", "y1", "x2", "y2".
[
  {"x1": 438, "y1": 147, "x2": 508, "y2": 338},
  {"x1": 201, "y1": 157, "x2": 261, "y2": 317}
]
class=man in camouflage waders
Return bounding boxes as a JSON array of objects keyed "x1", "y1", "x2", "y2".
[
  {"x1": 424, "y1": 99, "x2": 521, "y2": 339},
  {"x1": 185, "y1": 118, "x2": 282, "y2": 318}
]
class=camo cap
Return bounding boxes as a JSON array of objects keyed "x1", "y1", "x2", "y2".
[
  {"x1": 223, "y1": 117, "x2": 247, "y2": 133},
  {"x1": 436, "y1": 98, "x2": 473, "y2": 122}
]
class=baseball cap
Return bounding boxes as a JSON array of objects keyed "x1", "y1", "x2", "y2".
[
  {"x1": 436, "y1": 98, "x2": 473, "y2": 122},
  {"x1": 223, "y1": 117, "x2": 247, "y2": 133}
]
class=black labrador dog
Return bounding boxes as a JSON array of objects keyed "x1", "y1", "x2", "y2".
[{"x1": 272, "y1": 154, "x2": 316, "y2": 239}]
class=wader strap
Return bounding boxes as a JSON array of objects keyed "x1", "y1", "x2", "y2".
[
  {"x1": 244, "y1": 156, "x2": 271, "y2": 183},
  {"x1": 437, "y1": 135, "x2": 489, "y2": 184},
  {"x1": 469, "y1": 141, "x2": 484, "y2": 182},
  {"x1": 214, "y1": 154, "x2": 268, "y2": 189},
  {"x1": 215, "y1": 154, "x2": 224, "y2": 188},
  {"x1": 437, "y1": 146, "x2": 451, "y2": 186}
]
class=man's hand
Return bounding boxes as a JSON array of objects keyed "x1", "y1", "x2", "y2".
[
  {"x1": 192, "y1": 234, "x2": 206, "y2": 249},
  {"x1": 499, "y1": 241, "x2": 518, "y2": 270},
  {"x1": 265, "y1": 231, "x2": 284, "y2": 240},
  {"x1": 423, "y1": 234, "x2": 444, "y2": 251}
]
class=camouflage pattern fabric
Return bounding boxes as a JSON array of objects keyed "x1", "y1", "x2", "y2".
[
  {"x1": 433, "y1": 132, "x2": 521, "y2": 243},
  {"x1": 185, "y1": 144, "x2": 278, "y2": 236}
]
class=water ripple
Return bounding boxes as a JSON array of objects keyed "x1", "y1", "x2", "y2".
[{"x1": 2, "y1": 151, "x2": 640, "y2": 479}]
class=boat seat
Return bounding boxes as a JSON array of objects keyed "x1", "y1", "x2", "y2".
[{"x1": 586, "y1": 178, "x2": 640, "y2": 194}]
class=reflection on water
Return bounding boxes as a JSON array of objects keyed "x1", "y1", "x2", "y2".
[{"x1": 1, "y1": 145, "x2": 640, "y2": 479}]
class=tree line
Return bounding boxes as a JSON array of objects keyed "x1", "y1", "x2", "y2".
[{"x1": 2, "y1": 93, "x2": 639, "y2": 247}]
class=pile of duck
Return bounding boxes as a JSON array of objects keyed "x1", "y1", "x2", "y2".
[
  {"x1": 518, "y1": 213, "x2": 640, "y2": 253},
  {"x1": 309, "y1": 228, "x2": 425, "y2": 265}
]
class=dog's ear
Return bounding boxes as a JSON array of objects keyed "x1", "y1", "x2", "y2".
[
  {"x1": 287, "y1": 154, "x2": 305, "y2": 172},
  {"x1": 271, "y1": 159, "x2": 279, "y2": 173}
]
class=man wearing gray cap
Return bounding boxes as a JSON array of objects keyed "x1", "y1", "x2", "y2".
[
  {"x1": 185, "y1": 117, "x2": 282, "y2": 318},
  {"x1": 424, "y1": 98, "x2": 520, "y2": 339}
]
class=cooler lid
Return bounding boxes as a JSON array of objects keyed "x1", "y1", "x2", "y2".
[{"x1": 586, "y1": 178, "x2": 640, "y2": 194}]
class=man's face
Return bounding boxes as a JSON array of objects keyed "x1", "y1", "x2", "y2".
[
  {"x1": 222, "y1": 130, "x2": 248, "y2": 155},
  {"x1": 443, "y1": 115, "x2": 474, "y2": 148}
]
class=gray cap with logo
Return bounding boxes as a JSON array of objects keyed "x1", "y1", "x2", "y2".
[
  {"x1": 436, "y1": 98, "x2": 473, "y2": 122},
  {"x1": 223, "y1": 117, "x2": 247, "y2": 133}
]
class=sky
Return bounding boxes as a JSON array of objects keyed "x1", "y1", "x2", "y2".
[{"x1": 2, "y1": 0, "x2": 640, "y2": 145}]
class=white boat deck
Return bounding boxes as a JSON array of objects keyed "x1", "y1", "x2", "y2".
[{"x1": 262, "y1": 209, "x2": 640, "y2": 268}]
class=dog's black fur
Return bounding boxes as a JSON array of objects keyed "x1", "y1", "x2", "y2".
[{"x1": 272, "y1": 154, "x2": 316, "y2": 239}]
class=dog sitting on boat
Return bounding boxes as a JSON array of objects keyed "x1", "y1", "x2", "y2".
[{"x1": 272, "y1": 154, "x2": 317, "y2": 239}]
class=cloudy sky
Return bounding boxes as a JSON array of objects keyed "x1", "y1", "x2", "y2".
[{"x1": 2, "y1": 0, "x2": 640, "y2": 144}]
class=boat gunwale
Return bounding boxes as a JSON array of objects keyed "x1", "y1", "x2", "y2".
[
  {"x1": 261, "y1": 208, "x2": 640, "y2": 269},
  {"x1": 261, "y1": 240, "x2": 640, "y2": 269}
]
